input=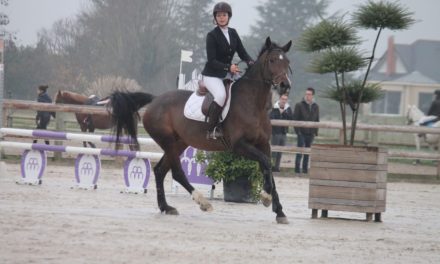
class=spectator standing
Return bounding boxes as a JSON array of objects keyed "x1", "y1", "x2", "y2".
[
  {"x1": 293, "y1": 87, "x2": 319, "y2": 174},
  {"x1": 34, "y1": 85, "x2": 54, "y2": 144},
  {"x1": 270, "y1": 93, "x2": 293, "y2": 172}
]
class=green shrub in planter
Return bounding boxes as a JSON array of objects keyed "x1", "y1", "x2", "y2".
[{"x1": 196, "y1": 151, "x2": 263, "y2": 202}]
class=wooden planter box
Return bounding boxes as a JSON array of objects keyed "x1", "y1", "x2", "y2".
[{"x1": 309, "y1": 144, "x2": 387, "y2": 222}]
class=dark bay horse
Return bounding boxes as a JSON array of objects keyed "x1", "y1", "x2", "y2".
[
  {"x1": 109, "y1": 37, "x2": 292, "y2": 224},
  {"x1": 54, "y1": 90, "x2": 112, "y2": 147}
]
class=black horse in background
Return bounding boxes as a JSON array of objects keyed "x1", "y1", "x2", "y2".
[{"x1": 109, "y1": 37, "x2": 292, "y2": 224}]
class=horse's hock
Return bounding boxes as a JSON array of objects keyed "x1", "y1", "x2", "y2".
[{"x1": 309, "y1": 144, "x2": 387, "y2": 222}]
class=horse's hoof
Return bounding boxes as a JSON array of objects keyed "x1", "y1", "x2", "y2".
[
  {"x1": 164, "y1": 206, "x2": 179, "y2": 215},
  {"x1": 192, "y1": 190, "x2": 213, "y2": 212},
  {"x1": 166, "y1": 210, "x2": 179, "y2": 215},
  {"x1": 276, "y1": 216, "x2": 289, "y2": 224},
  {"x1": 260, "y1": 191, "x2": 272, "y2": 207},
  {"x1": 200, "y1": 202, "x2": 213, "y2": 212}
]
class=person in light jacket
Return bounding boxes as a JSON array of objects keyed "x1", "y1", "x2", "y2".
[{"x1": 270, "y1": 93, "x2": 293, "y2": 172}]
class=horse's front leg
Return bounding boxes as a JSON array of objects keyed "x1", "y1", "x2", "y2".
[
  {"x1": 233, "y1": 139, "x2": 288, "y2": 224},
  {"x1": 258, "y1": 142, "x2": 288, "y2": 224},
  {"x1": 233, "y1": 139, "x2": 273, "y2": 201}
]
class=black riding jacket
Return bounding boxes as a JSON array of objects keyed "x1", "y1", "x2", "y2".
[{"x1": 201, "y1": 26, "x2": 253, "y2": 78}]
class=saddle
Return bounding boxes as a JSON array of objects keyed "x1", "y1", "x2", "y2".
[{"x1": 197, "y1": 79, "x2": 233, "y2": 116}]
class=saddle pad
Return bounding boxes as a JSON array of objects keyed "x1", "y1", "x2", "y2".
[
  {"x1": 184, "y1": 83, "x2": 233, "y2": 122},
  {"x1": 418, "y1": 116, "x2": 437, "y2": 126}
]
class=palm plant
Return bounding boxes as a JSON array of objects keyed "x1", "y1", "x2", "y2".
[{"x1": 297, "y1": 0, "x2": 414, "y2": 145}]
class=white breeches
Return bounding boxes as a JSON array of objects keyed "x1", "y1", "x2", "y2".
[{"x1": 202, "y1": 75, "x2": 226, "y2": 106}]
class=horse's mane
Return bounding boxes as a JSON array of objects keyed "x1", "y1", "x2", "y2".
[
  {"x1": 235, "y1": 41, "x2": 283, "y2": 83},
  {"x1": 257, "y1": 41, "x2": 282, "y2": 58}
]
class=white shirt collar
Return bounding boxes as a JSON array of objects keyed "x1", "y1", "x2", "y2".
[{"x1": 220, "y1": 27, "x2": 230, "y2": 44}]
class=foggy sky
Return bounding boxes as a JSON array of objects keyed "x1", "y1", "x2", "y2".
[{"x1": 4, "y1": 0, "x2": 440, "y2": 57}]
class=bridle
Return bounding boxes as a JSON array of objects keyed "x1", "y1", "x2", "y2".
[{"x1": 239, "y1": 48, "x2": 291, "y2": 87}]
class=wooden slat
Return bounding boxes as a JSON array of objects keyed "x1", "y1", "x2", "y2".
[
  {"x1": 309, "y1": 185, "x2": 386, "y2": 201},
  {"x1": 310, "y1": 179, "x2": 387, "y2": 189},
  {"x1": 312, "y1": 144, "x2": 387, "y2": 153},
  {"x1": 311, "y1": 144, "x2": 387, "y2": 165},
  {"x1": 312, "y1": 153, "x2": 375, "y2": 164},
  {"x1": 311, "y1": 161, "x2": 388, "y2": 171},
  {"x1": 309, "y1": 202, "x2": 385, "y2": 213},
  {"x1": 312, "y1": 152, "x2": 387, "y2": 165},
  {"x1": 309, "y1": 198, "x2": 386, "y2": 207},
  {"x1": 310, "y1": 167, "x2": 387, "y2": 183}
]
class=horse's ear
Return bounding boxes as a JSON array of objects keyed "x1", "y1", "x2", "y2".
[
  {"x1": 265, "y1": 37, "x2": 272, "y2": 49},
  {"x1": 282, "y1": 40, "x2": 292, "y2": 53}
]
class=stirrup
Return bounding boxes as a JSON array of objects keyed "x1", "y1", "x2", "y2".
[{"x1": 207, "y1": 126, "x2": 223, "y2": 140}]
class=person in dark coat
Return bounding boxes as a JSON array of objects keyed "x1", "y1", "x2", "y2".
[
  {"x1": 427, "y1": 90, "x2": 440, "y2": 117},
  {"x1": 201, "y1": 2, "x2": 254, "y2": 139},
  {"x1": 34, "y1": 85, "x2": 54, "y2": 144},
  {"x1": 419, "y1": 90, "x2": 440, "y2": 126},
  {"x1": 270, "y1": 93, "x2": 293, "y2": 172},
  {"x1": 293, "y1": 87, "x2": 320, "y2": 174}
]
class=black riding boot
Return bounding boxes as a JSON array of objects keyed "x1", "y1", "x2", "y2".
[{"x1": 207, "y1": 102, "x2": 223, "y2": 139}]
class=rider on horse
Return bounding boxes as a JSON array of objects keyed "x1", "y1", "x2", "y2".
[{"x1": 201, "y1": 2, "x2": 254, "y2": 139}]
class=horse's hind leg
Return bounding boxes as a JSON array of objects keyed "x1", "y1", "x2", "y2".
[
  {"x1": 87, "y1": 127, "x2": 96, "y2": 148},
  {"x1": 167, "y1": 147, "x2": 213, "y2": 212},
  {"x1": 154, "y1": 155, "x2": 178, "y2": 215},
  {"x1": 154, "y1": 146, "x2": 213, "y2": 214}
]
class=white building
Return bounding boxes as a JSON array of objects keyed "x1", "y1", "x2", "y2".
[{"x1": 365, "y1": 37, "x2": 440, "y2": 116}]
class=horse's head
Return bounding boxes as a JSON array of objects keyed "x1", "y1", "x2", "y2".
[
  {"x1": 54, "y1": 90, "x2": 62, "y2": 104},
  {"x1": 257, "y1": 37, "x2": 292, "y2": 95},
  {"x1": 54, "y1": 90, "x2": 88, "y2": 105}
]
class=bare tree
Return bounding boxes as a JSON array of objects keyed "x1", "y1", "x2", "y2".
[{"x1": 85, "y1": 75, "x2": 141, "y2": 97}]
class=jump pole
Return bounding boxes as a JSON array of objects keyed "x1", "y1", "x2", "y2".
[{"x1": 0, "y1": 128, "x2": 156, "y2": 146}]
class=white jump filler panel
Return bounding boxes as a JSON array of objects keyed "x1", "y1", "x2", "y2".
[{"x1": 19, "y1": 149, "x2": 46, "y2": 185}]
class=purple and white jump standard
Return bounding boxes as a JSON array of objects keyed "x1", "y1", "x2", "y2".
[
  {"x1": 0, "y1": 128, "x2": 215, "y2": 193},
  {"x1": 0, "y1": 141, "x2": 160, "y2": 191}
]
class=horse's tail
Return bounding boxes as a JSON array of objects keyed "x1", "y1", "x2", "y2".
[{"x1": 108, "y1": 91, "x2": 155, "y2": 146}]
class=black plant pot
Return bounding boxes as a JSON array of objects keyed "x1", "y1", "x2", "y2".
[{"x1": 223, "y1": 175, "x2": 255, "y2": 203}]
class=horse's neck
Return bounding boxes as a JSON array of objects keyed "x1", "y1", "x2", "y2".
[
  {"x1": 236, "y1": 63, "x2": 271, "y2": 110},
  {"x1": 63, "y1": 92, "x2": 86, "y2": 104}
]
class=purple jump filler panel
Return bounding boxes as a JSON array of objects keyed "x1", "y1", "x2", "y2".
[{"x1": 180, "y1": 147, "x2": 213, "y2": 185}]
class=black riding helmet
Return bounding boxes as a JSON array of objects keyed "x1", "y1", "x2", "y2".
[{"x1": 213, "y1": 2, "x2": 232, "y2": 18}]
